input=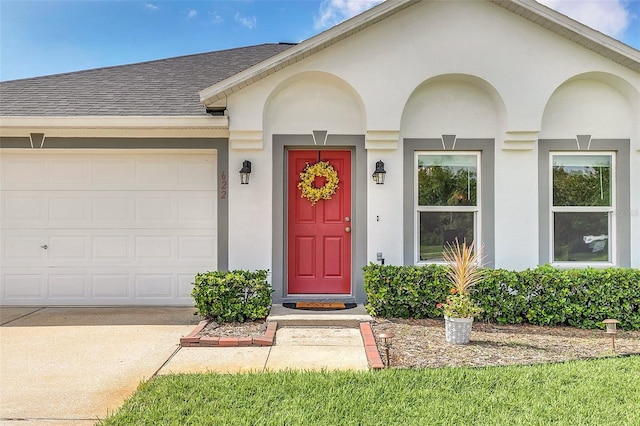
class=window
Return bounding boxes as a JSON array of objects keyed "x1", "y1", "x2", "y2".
[
  {"x1": 550, "y1": 153, "x2": 615, "y2": 263},
  {"x1": 415, "y1": 152, "x2": 480, "y2": 262}
]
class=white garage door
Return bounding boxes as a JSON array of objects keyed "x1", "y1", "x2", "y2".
[{"x1": 0, "y1": 150, "x2": 217, "y2": 305}]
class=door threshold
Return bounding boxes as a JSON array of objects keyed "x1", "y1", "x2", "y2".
[{"x1": 283, "y1": 301, "x2": 357, "y2": 311}]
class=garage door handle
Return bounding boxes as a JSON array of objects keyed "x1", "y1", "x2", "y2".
[{"x1": 41, "y1": 244, "x2": 48, "y2": 250}]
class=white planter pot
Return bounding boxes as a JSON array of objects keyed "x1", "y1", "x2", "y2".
[{"x1": 444, "y1": 316, "x2": 474, "y2": 344}]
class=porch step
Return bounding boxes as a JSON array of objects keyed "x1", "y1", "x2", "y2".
[{"x1": 267, "y1": 304, "x2": 372, "y2": 327}]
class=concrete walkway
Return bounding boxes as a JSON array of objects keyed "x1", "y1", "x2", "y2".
[
  {"x1": 0, "y1": 306, "x2": 372, "y2": 425},
  {"x1": 161, "y1": 327, "x2": 369, "y2": 374}
]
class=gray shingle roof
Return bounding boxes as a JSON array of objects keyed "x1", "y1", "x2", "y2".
[{"x1": 0, "y1": 44, "x2": 293, "y2": 117}]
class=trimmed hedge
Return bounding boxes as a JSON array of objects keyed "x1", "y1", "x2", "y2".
[
  {"x1": 363, "y1": 264, "x2": 640, "y2": 330},
  {"x1": 192, "y1": 270, "x2": 272, "y2": 323}
]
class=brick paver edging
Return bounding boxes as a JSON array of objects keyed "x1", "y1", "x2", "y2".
[
  {"x1": 359, "y1": 322, "x2": 384, "y2": 369},
  {"x1": 180, "y1": 320, "x2": 278, "y2": 347}
]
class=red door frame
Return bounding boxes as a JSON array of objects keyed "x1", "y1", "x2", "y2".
[{"x1": 287, "y1": 150, "x2": 352, "y2": 295}]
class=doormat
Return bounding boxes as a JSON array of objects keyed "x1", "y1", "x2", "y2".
[{"x1": 283, "y1": 302, "x2": 358, "y2": 311}]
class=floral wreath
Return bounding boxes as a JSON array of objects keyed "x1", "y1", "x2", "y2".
[{"x1": 297, "y1": 161, "x2": 340, "y2": 206}]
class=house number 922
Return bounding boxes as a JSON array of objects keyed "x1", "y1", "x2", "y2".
[{"x1": 220, "y1": 171, "x2": 227, "y2": 199}]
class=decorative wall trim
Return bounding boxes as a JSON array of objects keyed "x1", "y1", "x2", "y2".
[
  {"x1": 29, "y1": 133, "x2": 45, "y2": 149},
  {"x1": 576, "y1": 134, "x2": 592, "y2": 150},
  {"x1": 365, "y1": 130, "x2": 399, "y2": 150},
  {"x1": 230, "y1": 130, "x2": 264, "y2": 150},
  {"x1": 502, "y1": 130, "x2": 539, "y2": 150},
  {"x1": 312, "y1": 130, "x2": 329, "y2": 145}
]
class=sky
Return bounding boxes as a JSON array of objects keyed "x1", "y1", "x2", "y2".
[{"x1": 1, "y1": 0, "x2": 639, "y2": 82}]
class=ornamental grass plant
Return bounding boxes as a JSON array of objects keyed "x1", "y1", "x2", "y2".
[{"x1": 438, "y1": 239, "x2": 484, "y2": 318}]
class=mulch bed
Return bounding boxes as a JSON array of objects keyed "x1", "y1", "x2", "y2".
[
  {"x1": 197, "y1": 319, "x2": 268, "y2": 338},
  {"x1": 370, "y1": 318, "x2": 640, "y2": 368}
]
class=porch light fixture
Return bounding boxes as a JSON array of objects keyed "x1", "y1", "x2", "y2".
[
  {"x1": 602, "y1": 319, "x2": 619, "y2": 352},
  {"x1": 372, "y1": 160, "x2": 386, "y2": 184},
  {"x1": 239, "y1": 160, "x2": 252, "y2": 185},
  {"x1": 377, "y1": 332, "x2": 394, "y2": 368}
]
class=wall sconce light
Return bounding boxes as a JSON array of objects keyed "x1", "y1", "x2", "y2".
[
  {"x1": 602, "y1": 319, "x2": 619, "y2": 352},
  {"x1": 377, "y1": 332, "x2": 394, "y2": 368},
  {"x1": 372, "y1": 160, "x2": 386, "y2": 184},
  {"x1": 239, "y1": 160, "x2": 252, "y2": 185}
]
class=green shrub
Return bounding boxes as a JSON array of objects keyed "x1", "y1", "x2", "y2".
[
  {"x1": 363, "y1": 263, "x2": 640, "y2": 330},
  {"x1": 192, "y1": 269, "x2": 272, "y2": 323},
  {"x1": 363, "y1": 264, "x2": 449, "y2": 318},
  {"x1": 475, "y1": 268, "x2": 527, "y2": 325}
]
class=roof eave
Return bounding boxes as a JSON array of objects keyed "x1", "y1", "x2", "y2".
[{"x1": 492, "y1": 0, "x2": 640, "y2": 71}]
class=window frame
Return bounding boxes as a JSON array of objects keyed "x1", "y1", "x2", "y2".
[
  {"x1": 414, "y1": 151, "x2": 482, "y2": 264},
  {"x1": 549, "y1": 151, "x2": 616, "y2": 266},
  {"x1": 538, "y1": 138, "x2": 630, "y2": 268}
]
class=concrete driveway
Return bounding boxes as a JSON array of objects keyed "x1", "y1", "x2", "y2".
[{"x1": 0, "y1": 307, "x2": 199, "y2": 425}]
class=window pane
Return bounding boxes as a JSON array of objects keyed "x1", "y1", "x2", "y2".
[
  {"x1": 553, "y1": 212, "x2": 609, "y2": 262},
  {"x1": 419, "y1": 212, "x2": 474, "y2": 261},
  {"x1": 418, "y1": 155, "x2": 477, "y2": 206},
  {"x1": 553, "y1": 155, "x2": 611, "y2": 206}
]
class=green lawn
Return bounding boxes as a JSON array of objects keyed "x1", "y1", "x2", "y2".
[{"x1": 100, "y1": 356, "x2": 640, "y2": 426}]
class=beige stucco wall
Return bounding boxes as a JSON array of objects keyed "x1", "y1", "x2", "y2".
[{"x1": 225, "y1": 0, "x2": 640, "y2": 277}]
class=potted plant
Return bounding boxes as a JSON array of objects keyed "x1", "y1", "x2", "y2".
[{"x1": 437, "y1": 239, "x2": 484, "y2": 344}]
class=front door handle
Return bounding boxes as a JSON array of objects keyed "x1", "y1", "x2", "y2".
[{"x1": 345, "y1": 227, "x2": 351, "y2": 233}]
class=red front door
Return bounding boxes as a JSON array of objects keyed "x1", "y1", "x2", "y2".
[{"x1": 287, "y1": 150, "x2": 351, "y2": 294}]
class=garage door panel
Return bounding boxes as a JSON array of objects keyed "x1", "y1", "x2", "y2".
[
  {"x1": 178, "y1": 197, "x2": 216, "y2": 222},
  {"x1": 135, "y1": 197, "x2": 175, "y2": 223},
  {"x1": 134, "y1": 274, "x2": 173, "y2": 298},
  {"x1": 1, "y1": 158, "x2": 44, "y2": 186},
  {"x1": 135, "y1": 159, "x2": 176, "y2": 186},
  {"x1": 1, "y1": 267, "x2": 205, "y2": 305},
  {"x1": 49, "y1": 274, "x2": 87, "y2": 299},
  {"x1": 92, "y1": 197, "x2": 131, "y2": 223},
  {"x1": 178, "y1": 236, "x2": 216, "y2": 260},
  {"x1": 4, "y1": 192, "x2": 215, "y2": 229},
  {"x1": 1, "y1": 151, "x2": 217, "y2": 306},
  {"x1": 92, "y1": 274, "x2": 131, "y2": 298},
  {"x1": 48, "y1": 236, "x2": 88, "y2": 261},
  {"x1": 92, "y1": 236, "x2": 130, "y2": 261},
  {"x1": 2, "y1": 153, "x2": 216, "y2": 191},
  {"x1": 3, "y1": 274, "x2": 44, "y2": 299},
  {"x1": 178, "y1": 274, "x2": 196, "y2": 298},
  {"x1": 2, "y1": 195, "x2": 46, "y2": 226},
  {"x1": 178, "y1": 158, "x2": 216, "y2": 186},
  {"x1": 49, "y1": 197, "x2": 89, "y2": 221},
  {"x1": 48, "y1": 159, "x2": 89, "y2": 184},
  {"x1": 91, "y1": 159, "x2": 131, "y2": 184},
  {"x1": 4, "y1": 235, "x2": 45, "y2": 261},
  {"x1": 135, "y1": 236, "x2": 174, "y2": 260}
]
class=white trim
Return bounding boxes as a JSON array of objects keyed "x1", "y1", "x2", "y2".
[
  {"x1": 366, "y1": 130, "x2": 400, "y2": 150},
  {"x1": 0, "y1": 148, "x2": 218, "y2": 155},
  {"x1": 414, "y1": 151, "x2": 481, "y2": 264},
  {"x1": 0, "y1": 116, "x2": 229, "y2": 138},
  {"x1": 229, "y1": 130, "x2": 263, "y2": 150},
  {"x1": 549, "y1": 151, "x2": 616, "y2": 264},
  {"x1": 500, "y1": 0, "x2": 640, "y2": 60}
]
